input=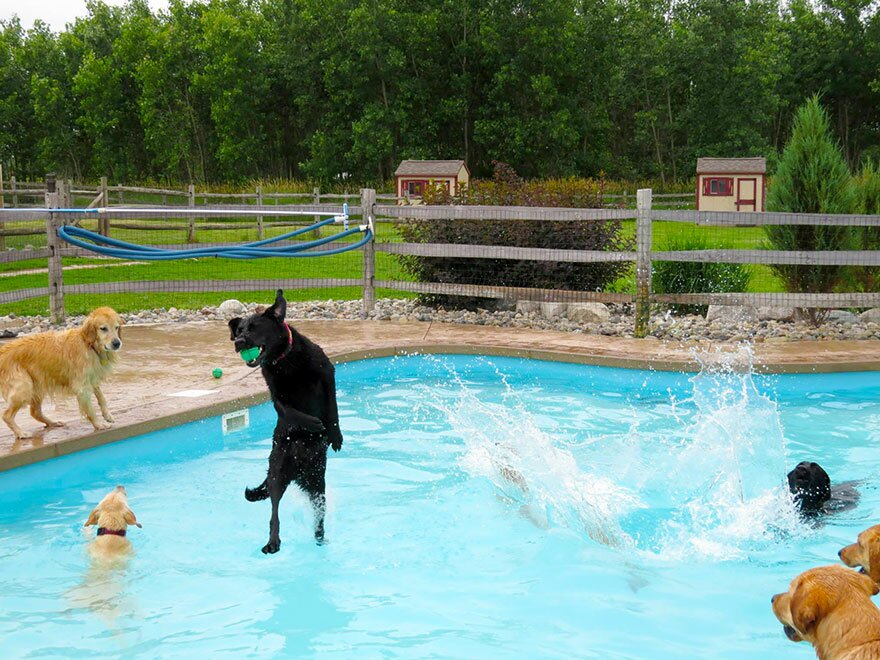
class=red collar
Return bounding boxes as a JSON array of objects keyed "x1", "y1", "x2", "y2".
[
  {"x1": 271, "y1": 323, "x2": 294, "y2": 365},
  {"x1": 96, "y1": 527, "x2": 126, "y2": 537}
]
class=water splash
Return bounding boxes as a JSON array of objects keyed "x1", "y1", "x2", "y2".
[{"x1": 401, "y1": 349, "x2": 805, "y2": 560}]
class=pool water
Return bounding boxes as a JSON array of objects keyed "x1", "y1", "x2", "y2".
[{"x1": 2, "y1": 353, "x2": 879, "y2": 659}]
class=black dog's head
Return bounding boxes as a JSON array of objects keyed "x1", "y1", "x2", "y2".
[
  {"x1": 788, "y1": 461, "x2": 831, "y2": 515},
  {"x1": 228, "y1": 289, "x2": 289, "y2": 369}
]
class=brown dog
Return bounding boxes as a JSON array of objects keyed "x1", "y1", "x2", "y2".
[
  {"x1": 0, "y1": 307, "x2": 123, "y2": 438},
  {"x1": 771, "y1": 564, "x2": 880, "y2": 659},
  {"x1": 840, "y1": 524, "x2": 880, "y2": 584},
  {"x1": 84, "y1": 485, "x2": 141, "y2": 561}
]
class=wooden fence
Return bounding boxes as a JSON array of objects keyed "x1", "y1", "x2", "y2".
[{"x1": 2, "y1": 186, "x2": 879, "y2": 337}]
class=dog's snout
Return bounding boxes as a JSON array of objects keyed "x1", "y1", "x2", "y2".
[
  {"x1": 111, "y1": 339, "x2": 122, "y2": 350},
  {"x1": 771, "y1": 593, "x2": 777, "y2": 604},
  {"x1": 838, "y1": 549, "x2": 844, "y2": 558}
]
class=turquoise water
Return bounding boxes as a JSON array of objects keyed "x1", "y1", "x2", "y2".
[{"x1": 1, "y1": 353, "x2": 879, "y2": 659}]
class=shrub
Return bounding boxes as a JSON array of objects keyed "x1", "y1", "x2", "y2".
[
  {"x1": 765, "y1": 96, "x2": 857, "y2": 323},
  {"x1": 398, "y1": 163, "x2": 634, "y2": 309},
  {"x1": 652, "y1": 234, "x2": 752, "y2": 316}
]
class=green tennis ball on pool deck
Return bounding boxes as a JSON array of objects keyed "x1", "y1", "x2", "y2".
[
  {"x1": 240, "y1": 347, "x2": 261, "y2": 362},
  {"x1": 212, "y1": 368, "x2": 223, "y2": 378}
]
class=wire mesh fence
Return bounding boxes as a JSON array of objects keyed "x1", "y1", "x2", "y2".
[{"x1": 2, "y1": 186, "x2": 880, "y2": 335}]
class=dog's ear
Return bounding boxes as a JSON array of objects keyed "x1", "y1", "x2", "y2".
[
  {"x1": 84, "y1": 508, "x2": 99, "y2": 527},
  {"x1": 790, "y1": 579, "x2": 830, "y2": 635},
  {"x1": 82, "y1": 315, "x2": 99, "y2": 346},
  {"x1": 867, "y1": 531, "x2": 880, "y2": 585},
  {"x1": 123, "y1": 508, "x2": 142, "y2": 528},
  {"x1": 265, "y1": 289, "x2": 287, "y2": 322},
  {"x1": 228, "y1": 317, "x2": 242, "y2": 340}
]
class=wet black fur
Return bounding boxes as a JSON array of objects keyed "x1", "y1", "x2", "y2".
[
  {"x1": 229, "y1": 289, "x2": 343, "y2": 554},
  {"x1": 788, "y1": 461, "x2": 859, "y2": 518}
]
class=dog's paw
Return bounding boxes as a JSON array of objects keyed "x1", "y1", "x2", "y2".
[
  {"x1": 92, "y1": 421, "x2": 112, "y2": 431},
  {"x1": 103, "y1": 413, "x2": 115, "y2": 423},
  {"x1": 245, "y1": 485, "x2": 269, "y2": 502},
  {"x1": 44, "y1": 420, "x2": 64, "y2": 428},
  {"x1": 261, "y1": 539, "x2": 280, "y2": 554}
]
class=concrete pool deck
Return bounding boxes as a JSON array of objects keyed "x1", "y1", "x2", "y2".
[{"x1": 1, "y1": 319, "x2": 879, "y2": 471}]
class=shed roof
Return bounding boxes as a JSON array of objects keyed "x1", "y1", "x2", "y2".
[
  {"x1": 394, "y1": 160, "x2": 467, "y2": 177},
  {"x1": 696, "y1": 157, "x2": 766, "y2": 174}
]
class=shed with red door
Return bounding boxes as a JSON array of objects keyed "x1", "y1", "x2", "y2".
[
  {"x1": 394, "y1": 160, "x2": 470, "y2": 200},
  {"x1": 696, "y1": 157, "x2": 766, "y2": 212}
]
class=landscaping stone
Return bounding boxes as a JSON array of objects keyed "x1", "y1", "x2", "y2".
[
  {"x1": 567, "y1": 303, "x2": 611, "y2": 324},
  {"x1": 217, "y1": 299, "x2": 247, "y2": 316},
  {"x1": 705, "y1": 305, "x2": 757, "y2": 323}
]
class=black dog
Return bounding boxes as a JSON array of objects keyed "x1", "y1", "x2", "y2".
[
  {"x1": 787, "y1": 461, "x2": 859, "y2": 517},
  {"x1": 229, "y1": 289, "x2": 343, "y2": 553}
]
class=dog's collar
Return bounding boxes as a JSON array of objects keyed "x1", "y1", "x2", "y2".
[
  {"x1": 271, "y1": 323, "x2": 294, "y2": 365},
  {"x1": 96, "y1": 527, "x2": 126, "y2": 537},
  {"x1": 91, "y1": 345, "x2": 109, "y2": 366}
]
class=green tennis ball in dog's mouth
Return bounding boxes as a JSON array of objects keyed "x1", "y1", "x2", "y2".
[{"x1": 239, "y1": 347, "x2": 261, "y2": 363}]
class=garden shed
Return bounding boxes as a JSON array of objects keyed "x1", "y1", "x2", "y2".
[
  {"x1": 696, "y1": 157, "x2": 766, "y2": 212},
  {"x1": 395, "y1": 160, "x2": 470, "y2": 199}
]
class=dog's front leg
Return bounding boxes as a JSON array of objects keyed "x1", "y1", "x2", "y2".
[
  {"x1": 94, "y1": 386, "x2": 114, "y2": 423},
  {"x1": 273, "y1": 401, "x2": 324, "y2": 433},
  {"x1": 77, "y1": 391, "x2": 110, "y2": 431}
]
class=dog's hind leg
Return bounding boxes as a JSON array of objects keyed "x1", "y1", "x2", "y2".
[
  {"x1": 262, "y1": 444, "x2": 290, "y2": 555},
  {"x1": 300, "y1": 453, "x2": 328, "y2": 544},
  {"x1": 94, "y1": 386, "x2": 114, "y2": 423},
  {"x1": 245, "y1": 478, "x2": 269, "y2": 502},
  {"x1": 3, "y1": 379, "x2": 33, "y2": 439},
  {"x1": 29, "y1": 396, "x2": 63, "y2": 429}
]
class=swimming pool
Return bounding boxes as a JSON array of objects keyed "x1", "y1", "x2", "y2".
[{"x1": 1, "y1": 353, "x2": 878, "y2": 658}]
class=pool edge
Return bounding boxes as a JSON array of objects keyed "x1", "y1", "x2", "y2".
[{"x1": 2, "y1": 341, "x2": 879, "y2": 472}]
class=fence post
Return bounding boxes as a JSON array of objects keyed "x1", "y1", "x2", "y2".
[
  {"x1": 0, "y1": 164, "x2": 4, "y2": 250},
  {"x1": 256, "y1": 185, "x2": 264, "y2": 239},
  {"x1": 45, "y1": 173, "x2": 65, "y2": 324},
  {"x1": 66, "y1": 178, "x2": 73, "y2": 208},
  {"x1": 187, "y1": 184, "x2": 196, "y2": 242},
  {"x1": 99, "y1": 176, "x2": 109, "y2": 235},
  {"x1": 11, "y1": 175, "x2": 17, "y2": 208},
  {"x1": 312, "y1": 186, "x2": 321, "y2": 238},
  {"x1": 634, "y1": 188, "x2": 653, "y2": 338},
  {"x1": 360, "y1": 188, "x2": 376, "y2": 315}
]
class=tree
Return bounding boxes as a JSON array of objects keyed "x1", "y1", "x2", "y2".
[{"x1": 765, "y1": 95, "x2": 856, "y2": 321}]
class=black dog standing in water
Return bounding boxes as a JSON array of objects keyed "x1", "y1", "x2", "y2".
[{"x1": 229, "y1": 290, "x2": 343, "y2": 553}]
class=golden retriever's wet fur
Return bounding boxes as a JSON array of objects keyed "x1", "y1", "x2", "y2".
[
  {"x1": 840, "y1": 524, "x2": 880, "y2": 585},
  {"x1": 771, "y1": 565, "x2": 880, "y2": 660},
  {"x1": 0, "y1": 307, "x2": 123, "y2": 439},
  {"x1": 84, "y1": 485, "x2": 141, "y2": 562}
]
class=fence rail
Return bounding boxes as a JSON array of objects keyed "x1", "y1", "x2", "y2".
[{"x1": 2, "y1": 184, "x2": 880, "y2": 336}]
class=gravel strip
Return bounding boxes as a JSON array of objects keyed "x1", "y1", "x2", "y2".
[{"x1": 2, "y1": 299, "x2": 879, "y2": 342}]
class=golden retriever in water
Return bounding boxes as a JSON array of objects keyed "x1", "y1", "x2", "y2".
[
  {"x1": 839, "y1": 524, "x2": 880, "y2": 585},
  {"x1": 0, "y1": 307, "x2": 123, "y2": 439},
  {"x1": 771, "y1": 564, "x2": 880, "y2": 659},
  {"x1": 84, "y1": 485, "x2": 141, "y2": 561}
]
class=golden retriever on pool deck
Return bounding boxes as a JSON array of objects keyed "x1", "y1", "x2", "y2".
[
  {"x1": 771, "y1": 564, "x2": 880, "y2": 660},
  {"x1": 840, "y1": 524, "x2": 880, "y2": 585},
  {"x1": 0, "y1": 306, "x2": 123, "y2": 439},
  {"x1": 84, "y1": 485, "x2": 142, "y2": 561}
]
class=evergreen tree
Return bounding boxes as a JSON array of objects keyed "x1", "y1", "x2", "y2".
[{"x1": 765, "y1": 95, "x2": 856, "y2": 321}]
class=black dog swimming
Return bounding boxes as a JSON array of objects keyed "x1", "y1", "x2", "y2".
[
  {"x1": 229, "y1": 289, "x2": 343, "y2": 553},
  {"x1": 787, "y1": 461, "x2": 859, "y2": 518}
]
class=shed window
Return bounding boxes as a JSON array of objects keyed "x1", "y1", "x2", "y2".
[
  {"x1": 703, "y1": 177, "x2": 734, "y2": 196},
  {"x1": 406, "y1": 180, "x2": 426, "y2": 196}
]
